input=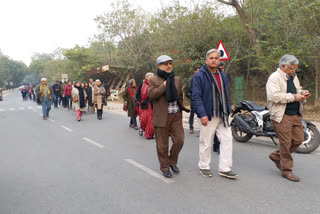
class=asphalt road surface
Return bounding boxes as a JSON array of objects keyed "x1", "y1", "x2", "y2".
[{"x1": 0, "y1": 91, "x2": 319, "y2": 214}]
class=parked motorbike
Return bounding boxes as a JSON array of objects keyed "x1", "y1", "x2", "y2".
[{"x1": 230, "y1": 100, "x2": 320, "y2": 154}]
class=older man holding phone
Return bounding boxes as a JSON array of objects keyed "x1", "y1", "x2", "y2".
[{"x1": 266, "y1": 54, "x2": 311, "y2": 182}]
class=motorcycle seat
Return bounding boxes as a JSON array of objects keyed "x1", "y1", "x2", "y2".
[{"x1": 241, "y1": 100, "x2": 266, "y2": 111}]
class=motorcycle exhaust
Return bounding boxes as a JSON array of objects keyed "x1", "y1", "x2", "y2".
[{"x1": 233, "y1": 115, "x2": 254, "y2": 134}]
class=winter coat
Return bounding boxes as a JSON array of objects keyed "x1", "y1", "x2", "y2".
[
  {"x1": 35, "y1": 84, "x2": 53, "y2": 102},
  {"x1": 123, "y1": 87, "x2": 137, "y2": 118},
  {"x1": 148, "y1": 75, "x2": 188, "y2": 127},
  {"x1": 266, "y1": 68, "x2": 304, "y2": 123},
  {"x1": 192, "y1": 65, "x2": 232, "y2": 120},
  {"x1": 64, "y1": 85, "x2": 72, "y2": 96},
  {"x1": 72, "y1": 87, "x2": 87, "y2": 111}
]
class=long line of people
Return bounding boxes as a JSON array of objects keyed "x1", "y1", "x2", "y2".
[
  {"x1": 28, "y1": 50, "x2": 310, "y2": 182},
  {"x1": 27, "y1": 78, "x2": 109, "y2": 121}
]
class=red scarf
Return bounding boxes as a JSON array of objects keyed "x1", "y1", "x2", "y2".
[{"x1": 128, "y1": 86, "x2": 137, "y2": 103}]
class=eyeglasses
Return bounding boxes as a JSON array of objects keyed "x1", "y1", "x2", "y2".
[
  {"x1": 289, "y1": 67, "x2": 298, "y2": 71},
  {"x1": 161, "y1": 62, "x2": 173, "y2": 66}
]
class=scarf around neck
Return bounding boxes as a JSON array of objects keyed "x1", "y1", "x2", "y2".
[
  {"x1": 75, "y1": 86, "x2": 85, "y2": 108},
  {"x1": 40, "y1": 83, "x2": 50, "y2": 96},
  {"x1": 156, "y1": 69, "x2": 179, "y2": 102},
  {"x1": 204, "y1": 65, "x2": 229, "y2": 127}
]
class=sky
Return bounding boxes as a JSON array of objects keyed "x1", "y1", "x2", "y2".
[{"x1": 0, "y1": 0, "x2": 233, "y2": 66}]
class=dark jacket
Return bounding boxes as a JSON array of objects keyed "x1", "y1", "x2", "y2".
[
  {"x1": 192, "y1": 65, "x2": 232, "y2": 120},
  {"x1": 185, "y1": 76, "x2": 193, "y2": 100},
  {"x1": 136, "y1": 82, "x2": 152, "y2": 110},
  {"x1": 52, "y1": 84, "x2": 61, "y2": 95},
  {"x1": 84, "y1": 86, "x2": 92, "y2": 106},
  {"x1": 122, "y1": 87, "x2": 137, "y2": 117},
  {"x1": 149, "y1": 75, "x2": 188, "y2": 127},
  {"x1": 35, "y1": 84, "x2": 53, "y2": 102}
]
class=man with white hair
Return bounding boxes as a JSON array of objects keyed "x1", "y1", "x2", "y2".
[
  {"x1": 266, "y1": 54, "x2": 311, "y2": 182},
  {"x1": 35, "y1": 78, "x2": 53, "y2": 120},
  {"x1": 192, "y1": 49, "x2": 237, "y2": 179}
]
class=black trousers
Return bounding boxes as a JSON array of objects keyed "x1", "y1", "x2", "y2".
[
  {"x1": 96, "y1": 104, "x2": 103, "y2": 119},
  {"x1": 66, "y1": 96, "x2": 72, "y2": 109}
]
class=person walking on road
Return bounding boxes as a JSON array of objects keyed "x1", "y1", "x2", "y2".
[
  {"x1": 266, "y1": 54, "x2": 311, "y2": 182},
  {"x1": 185, "y1": 67, "x2": 200, "y2": 134},
  {"x1": 192, "y1": 49, "x2": 238, "y2": 179},
  {"x1": 84, "y1": 82, "x2": 91, "y2": 112},
  {"x1": 35, "y1": 78, "x2": 53, "y2": 120},
  {"x1": 28, "y1": 87, "x2": 33, "y2": 101},
  {"x1": 21, "y1": 88, "x2": 27, "y2": 101},
  {"x1": 72, "y1": 81, "x2": 87, "y2": 121},
  {"x1": 123, "y1": 79, "x2": 139, "y2": 129},
  {"x1": 93, "y1": 79, "x2": 106, "y2": 120},
  {"x1": 148, "y1": 55, "x2": 189, "y2": 178},
  {"x1": 63, "y1": 81, "x2": 73, "y2": 110},
  {"x1": 52, "y1": 80, "x2": 62, "y2": 108},
  {"x1": 136, "y1": 72, "x2": 155, "y2": 139}
]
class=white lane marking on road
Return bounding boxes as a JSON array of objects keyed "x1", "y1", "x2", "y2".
[
  {"x1": 37, "y1": 106, "x2": 41, "y2": 109},
  {"x1": 9, "y1": 108, "x2": 15, "y2": 111},
  {"x1": 0, "y1": 109, "x2": 4, "y2": 111},
  {"x1": 124, "y1": 159, "x2": 174, "y2": 184},
  {"x1": 61, "y1": 126, "x2": 72, "y2": 132},
  {"x1": 49, "y1": 119, "x2": 55, "y2": 122},
  {"x1": 28, "y1": 107, "x2": 34, "y2": 109},
  {"x1": 19, "y1": 107, "x2": 25, "y2": 110},
  {"x1": 82, "y1": 137, "x2": 104, "y2": 148},
  {"x1": 32, "y1": 108, "x2": 37, "y2": 112}
]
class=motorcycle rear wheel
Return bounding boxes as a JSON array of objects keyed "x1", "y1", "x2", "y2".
[
  {"x1": 231, "y1": 124, "x2": 253, "y2": 143},
  {"x1": 295, "y1": 125, "x2": 320, "y2": 154}
]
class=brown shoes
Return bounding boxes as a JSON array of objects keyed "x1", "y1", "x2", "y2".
[
  {"x1": 269, "y1": 154, "x2": 281, "y2": 170},
  {"x1": 190, "y1": 129, "x2": 194, "y2": 134},
  {"x1": 282, "y1": 172, "x2": 300, "y2": 182}
]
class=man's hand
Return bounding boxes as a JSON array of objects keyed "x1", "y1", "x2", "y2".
[
  {"x1": 295, "y1": 93, "x2": 305, "y2": 101},
  {"x1": 302, "y1": 90, "x2": 311, "y2": 99},
  {"x1": 200, "y1": 116, "x2": 209, "y2": 126},
  {"x1": 163, "y1": 81, "x2": 166, "y2": 86}
]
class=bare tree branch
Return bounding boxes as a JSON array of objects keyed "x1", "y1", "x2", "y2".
[{"x1": 216, "y1": 0, "x2": 233, "y2": 6}]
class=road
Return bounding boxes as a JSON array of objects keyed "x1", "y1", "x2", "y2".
[{"x1": 0, "y1": 91, "x2": 319, "y2": 214}]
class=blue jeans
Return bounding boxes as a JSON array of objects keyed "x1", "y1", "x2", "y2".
[
  {"x1": 41, "y1": 99, "x2": 51, "y2": 117},
  {"x1": 189, "y1": 102, "x2": 195, "y2": 130},
  {"x1": 130, "y1": 117, "x2": 137, "y2": 127},
  {"x1": 53, "y1": 94, "x2": 60, "y2": 107}
]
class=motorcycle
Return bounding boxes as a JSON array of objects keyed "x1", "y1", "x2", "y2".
[{"x1": 230, "y1": 100, "x2": 320, "y2": 154}]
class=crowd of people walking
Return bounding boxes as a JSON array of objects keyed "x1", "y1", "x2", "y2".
[{"x1": 21, "y1": 50, "x2": 311, "y2": 182}]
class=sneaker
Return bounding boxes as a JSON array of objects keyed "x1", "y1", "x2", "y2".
[
  {"x1": 219, "y1": 171, "x2": 238, "y2": 179},
  {"x1": 199, "y1": 169, "x2": 213, "y2": 178}
]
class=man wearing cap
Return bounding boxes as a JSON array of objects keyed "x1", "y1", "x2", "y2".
[
  {"x1": 148, "y1": 55, "x2": 189, "y2": 178},
  {"x1": 192, "y1": 49, "x2": 238, "y2": 179},
  {"x1": 35, "y1": 78, "x2": 53, "y2": 120}
]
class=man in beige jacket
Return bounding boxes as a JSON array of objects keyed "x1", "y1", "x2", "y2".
[{"x1": 266, "y1": 54, "x2": 311, "y2": 182}]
